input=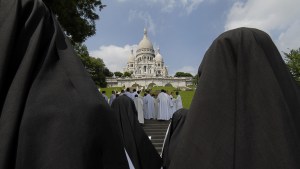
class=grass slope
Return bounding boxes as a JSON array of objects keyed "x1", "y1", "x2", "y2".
[{"x1": 100, "y1": 86, "x2": 196, "y2": 109}]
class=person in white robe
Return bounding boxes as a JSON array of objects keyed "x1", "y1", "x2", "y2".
[
  {"x1": 157, "y1": 90, "x2": 170, "y2": 120},
  {"x1": 175, "y1": 91, "x2": 183, "y2": 110},
  {"x1": 109, "y1": 91, "x2": 116, "y2": 106},
  {"x1": 152, "y1": 94, "x2": 158, "y2": 120},
  {"x1": 168, "y1": 92, "x2": 176, "y2": 119},
  {"x1": 144, "y1": 92, "x2": 155, "y2": 119},
  {"x1": 143, "y1": 93, "x2": 150, "y2": 119},
  {"x1": 133, "y1": 94, "x2": 144, "y2": 124},
  {"x1": 102, "y1": 91, "x2": 108, "y2": 103},
  {"x1": 125, "y1": 88, "x2": 134, "y2": 100},
  {"x1": 132, "y1": 89, "x2": 138, "y2": 99}
]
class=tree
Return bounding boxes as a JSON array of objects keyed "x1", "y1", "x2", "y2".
[
  {"x1": 104, "y1": 68, "x2": 113, "y2": 77},
  {"x1": 193, "y1": 74, "x2": 199, "y2": 86},
  {"x1": 123, "y1": 72, "x2": 132, "y2": 77},
  {"x1": 284, "y1": 48, "x2": 300, "y2": 84},
  {"x1": 114, "y1": 71, "x2": 123, "y2": 77},
  {"x1": 174, "y1": 72, "x2": 193, "y2": 77},
  {"x1": 74, "y1": 43, "x2": 111, "y2": 87},
  {"x1": 43, "y1": 0, "x2": 106, "y2": 43}
]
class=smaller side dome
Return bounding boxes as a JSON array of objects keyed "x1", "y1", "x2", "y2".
[
  {"x1": 155, "y1": 48, "x2": 163, "y2": 62},
  {"x1": 128, "y1": 49, "x2": 135, "y2": 62}
]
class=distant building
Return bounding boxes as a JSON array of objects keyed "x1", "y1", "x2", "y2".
[
  {"x1": 107, "y1": 28, "x2": 192, "y2": 88},
  {"x1": 123, "y1": 28, "x2": 168, "y2": 78}
]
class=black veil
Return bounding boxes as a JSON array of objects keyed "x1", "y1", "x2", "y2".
[
  {"x1": 0, "y1": 0, "x2": 129, "y2": 168},
  {"x1": 111, "y1": 95, "x2": 162, "y2": 169},
  {"x1": 169, "y1": 28, "x2": 300, "y2": 169}
]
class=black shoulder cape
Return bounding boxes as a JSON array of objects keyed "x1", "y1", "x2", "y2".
[
  {"x1": 162, "y1": 108, "x2": 188, "y2": 169},
  {"x1": 169, "y1": 27, "x2": 300, "y2": 169},
  {"x1": 111, "y1": 95, "x2": 162, "y2": 169},
  {"x1": 0, "y1": 0, "x2": 129, "y2": 168}
]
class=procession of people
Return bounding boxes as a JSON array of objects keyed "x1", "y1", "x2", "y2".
[{"x1": 103, "y1": 87, "x2": 184, "y2": 123}]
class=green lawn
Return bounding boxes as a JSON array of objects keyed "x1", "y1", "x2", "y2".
[
  {"x1": 180, "y1": 90, "x2": 195, "y2": 109},
  {"x1": 100, "y1": 86, "x2": 196, "y2": 109}
]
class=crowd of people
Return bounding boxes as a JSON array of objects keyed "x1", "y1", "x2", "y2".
[
  {"x1": 1, "y1": 0, "x2": 300, "y2": 168},
  {"x1": 101, "y1": 88, "x2": 183, "y2": 123}
]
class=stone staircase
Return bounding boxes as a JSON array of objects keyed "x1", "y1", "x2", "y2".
[{"x1": 143, "y1": 119, "x2": 170, "y2": 154}]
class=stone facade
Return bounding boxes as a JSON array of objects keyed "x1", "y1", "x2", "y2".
[
  {"x1": 106, "y1": 76, "x2": 193, "y2": 88},
  {"x1": 107, "y1": 28, "x2": 192, "y2": 88}
]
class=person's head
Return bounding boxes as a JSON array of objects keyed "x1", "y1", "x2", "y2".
[
  {"x1": 135, "y1": 94, "x2": 138, "y2": 98},
  {"x1": 126, "y1": 88, "x2": 130, "y2": 92},
  {"x1": 133, "y1": 89, "x2": 136, "y2": 92},
  {"x1": 137, "y1": 90, "x2": 141, "y2": 94},
  {"x1": 121, "y1": 90, "x2": 125, "y2": 93},
  {"x1": 112, "y1": 91, "x2": 115, "y2": 94},
  {"x1": 176, "y1": 91, "x2": 179, "y2": 95},
  {"x1": 102, "y1": 91, "x2": 106, "y2": 94},
  {"x1": 161, "y1": 89, "x2": 164, "y2": 93},
  {"x1": 144, "y1": 93, "x2": 147, "y2": 97}
]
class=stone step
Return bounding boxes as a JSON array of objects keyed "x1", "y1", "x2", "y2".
[
  {"x1": 150, "y1": 138, "x2": 164, "y2": 143},
  {"x1": 144, "y1": 126, "x2": 168, "y2": 129},
  {"x1": 152, "y1": 142, "x2": 163, "y2": 147},
  {"x1": 144, "y1": 130, "x2": 168, "y2": 134},
  {"x1": 146, "y1": 131, "x2": 166, "y2": 135},
  {"x1": 143, "y1": 119, "x2": 170, "y2": 154},
  {"x1": 148, "y1": 134, "x2": 166, "y2": 140}
]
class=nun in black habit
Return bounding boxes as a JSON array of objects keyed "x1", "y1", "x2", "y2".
[
  {"x1": 0, "y1": 0, "x2": 130, "y2": 168},
  {"x1": 161, "y1": 108, "x2": 188, "y2": 169},
  {"x1": 111, "y1": 95, "x2": 162, "y2": 169},
  {"x1": 168, "y1": 28, "x2": 300, "y2": 169}
]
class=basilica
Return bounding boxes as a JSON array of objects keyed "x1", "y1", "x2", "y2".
[
  {"x1": 123, "y1": 28, "x2": 168, "y2": 78},
  {"x1": 106, "y1": 28, "x2": 192, "y2": 88}
]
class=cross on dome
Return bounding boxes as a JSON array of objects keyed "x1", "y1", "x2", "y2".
[{"x1": 144, "y1": 28, "x2": 147, "y2": 38}]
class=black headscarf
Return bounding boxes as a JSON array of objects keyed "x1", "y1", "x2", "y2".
[
  {"x1": 0, "y1": 0, "x2": 129, "y2": 168},
  {"x1": 162, "y1": 108, "x2": 188, "y2": 169},
  {"x1": 169, "y1": 27, "x2": 300, "y2": 169},
  {"x1": 111, "y1": 95, "x2": 162, "y2": 169}
]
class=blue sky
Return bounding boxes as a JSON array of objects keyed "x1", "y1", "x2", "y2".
[{"x1": 85, "y1": 0, "x2": 300, "y2": 76}]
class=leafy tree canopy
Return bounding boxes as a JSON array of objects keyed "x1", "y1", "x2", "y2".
[
  {"x1": 43, "y1": 0, "x2": 105, "y2": 43},
  {"x1": 123, "y1": 72, "x2": 132, "y2": 77},
  {"x1": 174, "y1": 72, "x2": 193, "y2": 77},
  {"x1": 74, "y1": 43, "x2": 112, "y2": 87},
  {"x1": 114, "y1": 71, "x2": 123, "y2": 77},
  {"x1": 284, "y1": 48, "x2": 300, "y2": 84}
]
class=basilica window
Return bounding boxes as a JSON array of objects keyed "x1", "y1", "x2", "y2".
[
  {"x1": 131, "y1": 64, "x2": 133, "y2": 67},
  {"x1": 144, "y1": 66, "x2": 147, "y2": 73}
]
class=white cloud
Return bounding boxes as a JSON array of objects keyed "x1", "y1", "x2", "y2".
[
  {"x1": 277, "y1": 20, "x2": 300, "y2": 52},
  {"x1": 173, "y1": 66, "x2": 197, "y2": 76},
  {"x1": 180, "y1": 0, "x2": 204, "y2": 14},
  {"x1": 89, "y1": 44, "x2": 138, "y2": 73},
  {"x1": 123, "y1": 0, "x2": 204, "y2": 14},
  {"x1": 129, "y1": 10, "x2": 156, "y2": 35},
  {"x1": 225, "y1": 0, "x2": 300, "y2": 53}
]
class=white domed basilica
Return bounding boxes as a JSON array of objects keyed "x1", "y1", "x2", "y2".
[
  {"x1": 106, "y1": 28, "x2": 192, "y2": 88},
  {"x1": 123, "y1": 28, "x2": 168, "y2": 77}
]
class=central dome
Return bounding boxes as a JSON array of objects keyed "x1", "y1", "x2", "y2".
[{"x1": 138, "y1": 28, "x2": 154, "y2": 50}]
